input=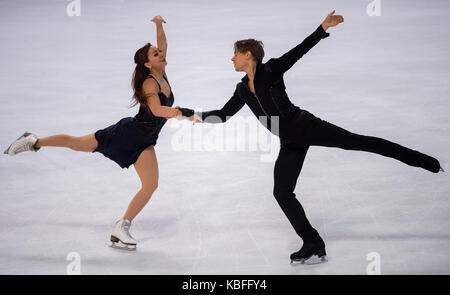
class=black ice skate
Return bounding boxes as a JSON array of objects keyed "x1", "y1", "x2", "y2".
[{"x1": 290, "y1": 240, "x2": 327, "y2": 265}]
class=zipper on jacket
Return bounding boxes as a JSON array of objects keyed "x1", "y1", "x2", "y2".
[
  {"x1": 244, "y1": 83, "x2": 272, "y2": 121},
  {"x1": 255, "y1": 93, "x2": 272, "y2": 122}
]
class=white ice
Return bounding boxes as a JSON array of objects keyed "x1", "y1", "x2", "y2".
[{"x1": 0, "y1": 0, "x2": 449, "y2": 274}]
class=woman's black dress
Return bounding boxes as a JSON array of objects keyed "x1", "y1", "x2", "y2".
[{"x1": 92, "y1": 75, "x2": 174, "y2": 169}]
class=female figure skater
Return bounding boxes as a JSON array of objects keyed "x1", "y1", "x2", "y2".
[
  {"x1": 185, "y1": 10, "x2": 444, "y2": 264},
  {"x1": 4, "y1": 15, "x2": 192, "y2": 250}
]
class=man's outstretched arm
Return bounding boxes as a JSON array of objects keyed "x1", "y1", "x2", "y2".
[
  {"x1": 180, "y1": 86, "x2": 245, "y2": 124},
  {"x1": 267, "y1": 10, "x2": 344, "y2": 75}
]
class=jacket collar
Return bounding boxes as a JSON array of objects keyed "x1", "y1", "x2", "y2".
[{"x1": 241, "y1": 62, "x2": 264, "y2": 83}]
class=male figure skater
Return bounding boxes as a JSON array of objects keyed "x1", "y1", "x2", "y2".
[{"x1": 185, "y1": 10, "x2": 443, "y2": 264}]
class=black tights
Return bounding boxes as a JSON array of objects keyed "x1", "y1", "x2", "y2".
[{"x1": 273, "y1": 117, "x2": 440, "y2": 243}]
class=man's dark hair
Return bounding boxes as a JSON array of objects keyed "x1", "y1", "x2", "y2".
[{"x1": 234, "y1": 39, "x2": 264, "y2": 64}]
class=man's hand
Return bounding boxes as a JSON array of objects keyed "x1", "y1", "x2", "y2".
[
  {"x1": 151, "y1": 15, "x2": 166, "y2": 25},
  {"x1": 321, "y1": 10, "x2": 344, "y2": 31},
  {"x1": 188, "y1": 114, "x2": 204, "y2": 125}
]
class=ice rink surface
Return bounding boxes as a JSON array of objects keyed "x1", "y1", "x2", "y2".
[{"x1": 0, "y1": 0, "x2": 449, "y2": 274}]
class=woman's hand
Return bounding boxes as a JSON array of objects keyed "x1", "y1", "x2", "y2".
[
  {"x1": 174, "y1": 106, "x2": 184, "y2": 120},
  {"x1": 152, "y1": 15, "x2": 168, "y2": 58},
  {"x1": 172, "y1": 107, "x2": 182, "y2": 118},
  {"x1": 164, "y1": 107, "x2": 182, "y2": 119},
  {"x1": 321, "y1": 10, "x2": 344, "y2": 31},
  {"x1": 173, "y1": 106, "x2": 201, "y2": 123},
  {"x1": 151, "y1": 15, "x2": 166, "y2": 25}
]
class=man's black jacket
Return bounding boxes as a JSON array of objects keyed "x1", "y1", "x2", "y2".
[{"x1": 181, "y1": 24, "x2": 330, "y2": 141}]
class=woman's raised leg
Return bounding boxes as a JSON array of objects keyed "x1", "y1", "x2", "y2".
[{"x1": 34, "y1": 133, "x2": 98, "y2": 152}]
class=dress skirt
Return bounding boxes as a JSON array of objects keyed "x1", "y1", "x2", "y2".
[{"x1": 92, "y1": 117, "x2": 159, "y2": 169}]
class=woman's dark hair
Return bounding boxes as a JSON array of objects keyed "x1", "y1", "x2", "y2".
[
  {"x1": 234, "y1": 39, "x2": 264, "y2": 64},
  {"x1": 129, "y1": 43, "x2": 152, "y2": 108}
]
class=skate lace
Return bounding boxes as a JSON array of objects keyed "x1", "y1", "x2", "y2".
[
  {"x1": 122, "y1": 222, "x2": 133, "y2": 238},
  {"x1": 15, "y1": 141, "x2": 34, "y2": 153}
]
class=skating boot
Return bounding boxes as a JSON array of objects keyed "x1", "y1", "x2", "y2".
[
  {"x1": 290, "y1": 239, "x2": 327, "y2": 265},
  {"x1": 4, "y1": 132, "x2": 40, "y2": 155},
  {"x1": 110, "y1": 219, "x2": 137, "y2": 251}
]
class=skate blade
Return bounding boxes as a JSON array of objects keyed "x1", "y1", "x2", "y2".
[
  {"x1": 291, "y1": 255, "x2": 328, "y2": 265},
  {"x1": 109, "y1": 236, "x2": 137, "y2": 251},
  {"x1": 109, "y1": 242, "x2": 137, "y2": 251}
]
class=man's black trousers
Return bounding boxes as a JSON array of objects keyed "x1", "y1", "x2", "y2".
[{"x1": 273, "y1": 112, "x2": 440, "y2": 243}]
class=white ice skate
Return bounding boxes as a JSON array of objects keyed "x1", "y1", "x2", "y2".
[
  {"x1": 110, "y1": 219, "x2": 137, "y2": 251},
  {"x1": 4, "y1": 132, "x2": 40, "y2": 155}
]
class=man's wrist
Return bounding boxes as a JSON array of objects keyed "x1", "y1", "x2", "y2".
[
  {"x1": 321, "y1": 22, "x2": 329, "y2": 31},
  {"x1": 179, "y1": 107, "x2": 195, "y2": 117}
]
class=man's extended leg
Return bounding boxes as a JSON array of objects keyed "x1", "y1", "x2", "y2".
[{"x1": 304, "y1": 118, "x2": 441, "y2": 173}]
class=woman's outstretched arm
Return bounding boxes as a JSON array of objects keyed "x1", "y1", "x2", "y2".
[{"x1": 151, "y1": 15, "x2": 167, "y2": 57}]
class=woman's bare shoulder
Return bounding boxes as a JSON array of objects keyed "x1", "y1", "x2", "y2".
[{"x1": 142, "y1": 77, "x2": 159, "y2": 93}]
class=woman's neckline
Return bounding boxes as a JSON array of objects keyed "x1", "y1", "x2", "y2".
[{"x1": 148, "y1": 74, "x2": 172, "y2": 98}]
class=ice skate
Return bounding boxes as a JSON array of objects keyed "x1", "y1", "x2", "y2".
[
  {"x1": 109, "y1": 219, "x2": 137, "y2": 251},
  {"x1": 4, "y1": 132, "x2": 40, "y2": 155},
  {"x1": 290, "y1": 240, "x2": 327, "y2": 265}
]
